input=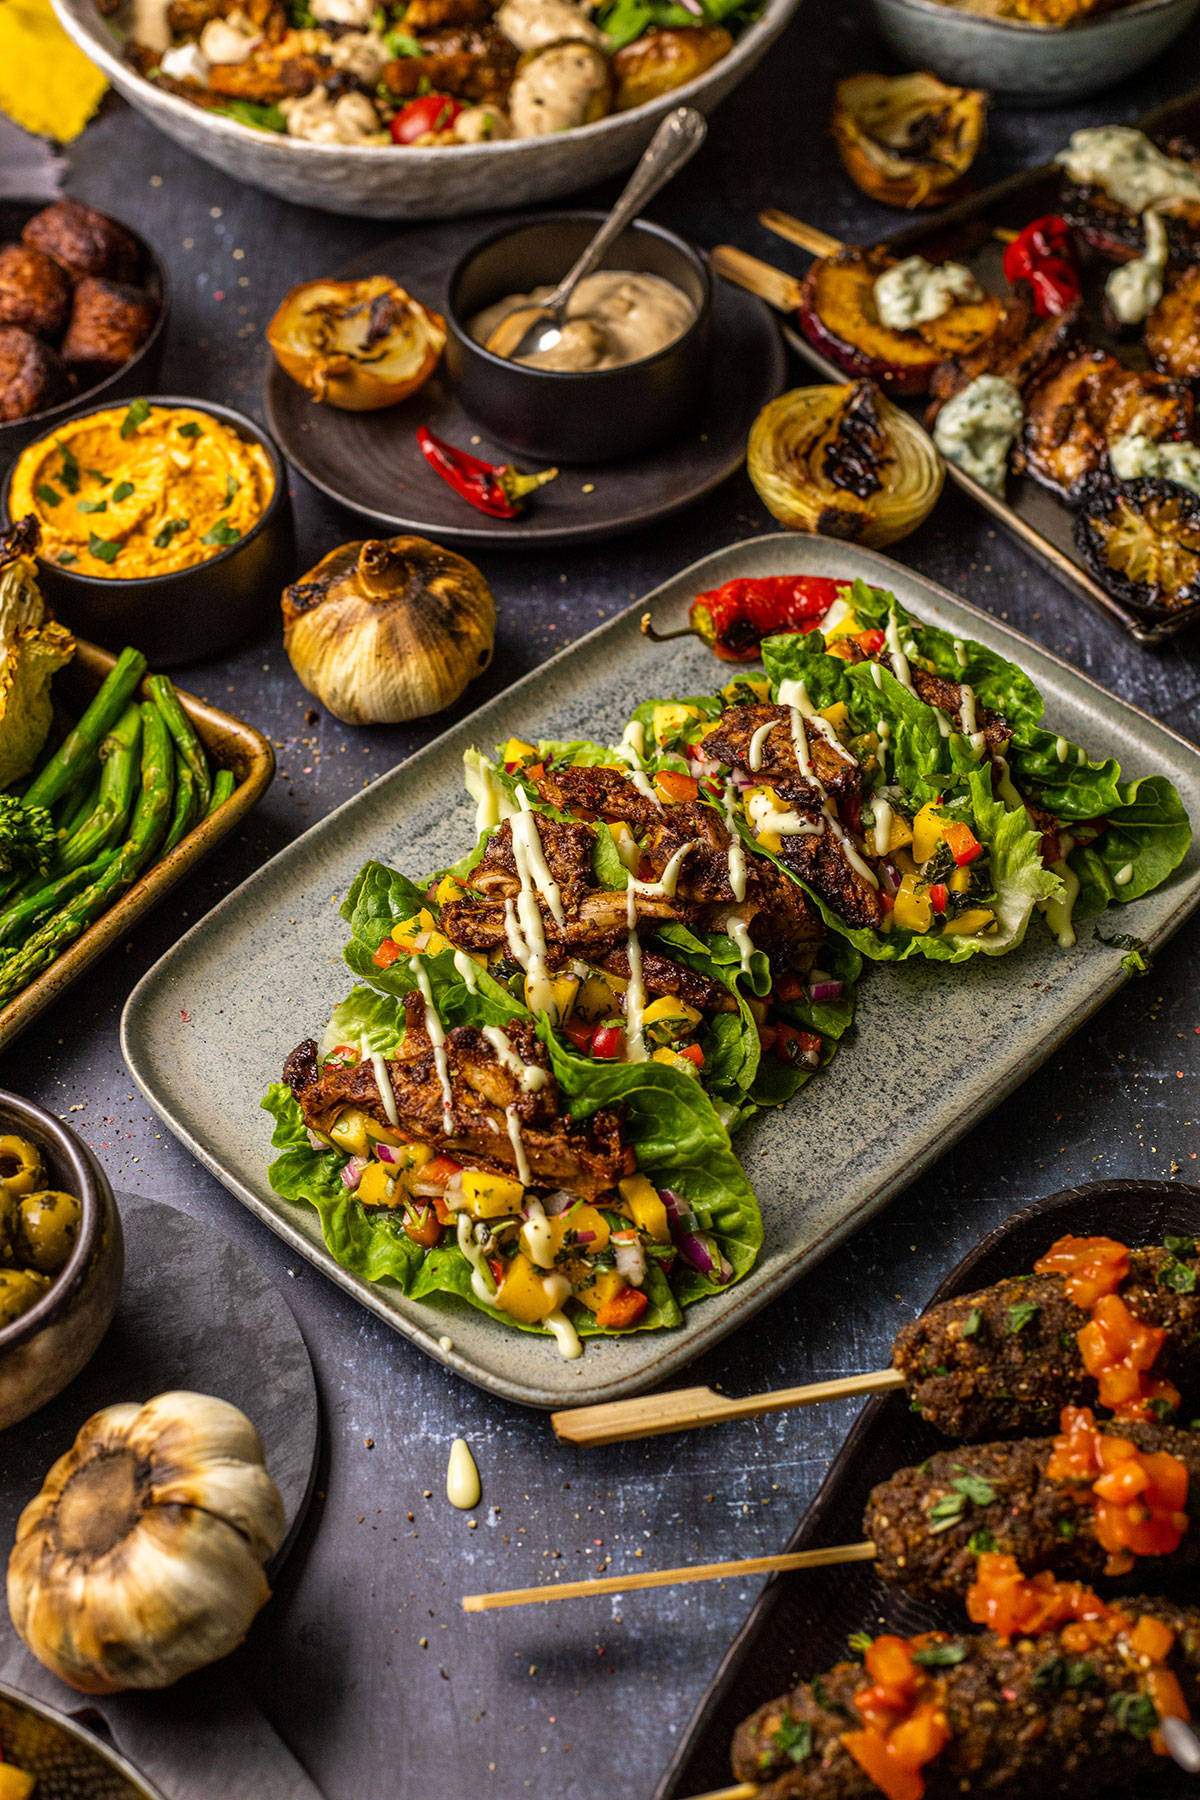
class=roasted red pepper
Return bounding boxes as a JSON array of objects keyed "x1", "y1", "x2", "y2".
[
  {"x1": 642, "y1": 575, "x2": 847, "y2": 661},
  {"x1": 416, "y1": 426, "x2": 557, "y2": 520},
  {"x1": 1002, "y1": 215, "x2": 1079, "y2": 319}
]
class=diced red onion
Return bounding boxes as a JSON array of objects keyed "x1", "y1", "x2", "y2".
[
  {"x1": 686, "y1": 747, "x2": 722, "y2": 778},
  {"x1": 809, "y1": 980, "x2": 843, "y2": 1003},
  {"x1": 731, "y1": 769, "x2": 756, "y2": 792},
  {"x1": 614, "y1": 1236, "x2": 646, "y2": 1288},
  {"x1": 505, "y1": 761, "x2": 518, "y2": 774},
  {"x1": 375, "y1": 1144, "x2": 398, "y2": 1164},
  {"x1": 341, "y1": 1156, "x2": 368, "y2": 1189},
  {"x1": 878, "y1": 857, "x2": 901, "y2": 898},
  {"x1": 573, "y1": 1229, "x2": 597, "y2": 1245},
  {"x1": 660, "y1": 1188, "x2": 729, "y2": 1282},
  {"x1": 306, "y1": 1127, "x2": 328, "y2": 1152}
]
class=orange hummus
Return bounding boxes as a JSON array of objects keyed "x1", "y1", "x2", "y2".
[{"x1": 9, "y1": 402, "x2": 274, "y2": 579}]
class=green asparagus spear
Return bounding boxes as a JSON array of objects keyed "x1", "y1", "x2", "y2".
[
  {"x1": 161, "y1": 749, "x2": 196, "y2": 856},
  {"x1": 207, "y1": 768, "x2": 235, "y2": 815},
  {"x1": 0, "y1": 851, "x2": 120, "y2": 950},
  {"x1": 147, "y1": 675, "x2": 212, "y2": 815},
  {"x1": 0, "y1": 700, "x2": 173, "y2": 1008},
  {"x1": 57, "y1": 774, "x2": 101, "y2": 838},
  {"x1": 54, "y1": 703, "x2": 141, "y2": 876},
  {"x1": 22, "y1": 646, "x2": 147, "y2": 814}
]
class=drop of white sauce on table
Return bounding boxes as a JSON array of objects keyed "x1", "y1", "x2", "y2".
[{"x1": 447, "y1": 1437, "x2": 481, "y2": 1510}]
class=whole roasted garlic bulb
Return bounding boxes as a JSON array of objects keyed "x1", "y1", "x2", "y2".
[
  {"x1": 748, "y1": 380, "x2": 944, "y2": 547},
  {"x1": 282, "y1": 535, "x2": 496, "y2": 726},
  {"x1": 8, "y1": 1390, "x2": 285, "y2": 1693},
  {"x1": 266, "y1": 275, "x2": 446, "y2": 411}
]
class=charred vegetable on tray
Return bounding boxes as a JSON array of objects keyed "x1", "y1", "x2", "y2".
[
  {"x1": 1075, "y1": 472, "x2": 1200, "y2": 615},
  {"x1": 266, "y1": 275, "x2": 446, "y2": 411},
  {"x1": 830, "y1": 71, "x2": 988, "y2": 211}
]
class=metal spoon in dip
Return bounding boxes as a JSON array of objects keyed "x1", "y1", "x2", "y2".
[{"x1": 483, "y1": 105, "x2": 708, "y2": 364}]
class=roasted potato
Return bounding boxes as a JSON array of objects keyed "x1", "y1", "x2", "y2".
[
  {"x1": 612, "y1": 25, "x2": 731, "y2": 113},
  {"x1": 61, "y1": 278, "x2": 159, "y2": 373},
  {"x1": 1145, "y1": 265, "x2": 1200, "y2": 383},
  {"x1": 22, "y1": 200, "x2": 141, "y2": 285},
  {"x1": 0, "y1": 328, "x2": 72, "y2": 422},
  {"x1": 0, "y1": 246, "x2": 72, "y2": 341}
]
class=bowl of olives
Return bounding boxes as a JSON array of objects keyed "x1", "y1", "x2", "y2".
[{"x1": 0, "y1": 1091, "x2": 122, "y2": 1430}]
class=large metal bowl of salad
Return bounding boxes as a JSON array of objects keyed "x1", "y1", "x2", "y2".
[{"x1": 51, "y1": 0, "x2": 798, "y2": 218}]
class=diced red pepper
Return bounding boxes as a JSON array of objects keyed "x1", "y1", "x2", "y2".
[
  {"x1": 654, "y1": 771, "x2": 699, "y2": 803},
  {"x1": 857, "y1": 628, "x2": 887, "y2": 655},
  {"x1": 431, "y1": 1193, "x2": 457, "y2": 1227},
  {"x1": 417, "y1": 1155, "x2": 463, "y2": 1192},
  {"x1": 678, "y1": 1042, "x2": 705, "y2": 1069},
  {"x1": 373, "y1": 937, "x2": 403, "y2": 968},
  {"x1": 487, "y1": 1255, "x2": 505, "y2": 1287},
  {"x1": 878, "y1": 890, "x2": 895, "y2": 915},
  {"x1": 591, "y1": 1024, "x2": 625, "y2": 1060},
  {"x1": 390, "y1": 93, "x2": 463, "y2": 144},
  {"x1": 595, "y1": 1287, "x2": 650, "y2": 1330},
  {"x1": 564, "y1": 1018, "x2": 594, "y2": 1053},
  {"x1": 404, "y1": 1205, "x2": 444, "y2": 1249},
  {"x1": 929, "y1": 883, "x2": 948, "y2": 917},
  {"x1": 942, "y1": 821, "x2": 982, "y2": 867},
  {"x1": 324, "y1": 1043, "x2": 360, "y2": 1066}
]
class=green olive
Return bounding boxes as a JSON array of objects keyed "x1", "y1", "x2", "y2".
[
  {"x1": 0, "y1": 1266, "x2": 50, "y2": 1327},
  {"x1": 16, "y1": 1189, "x2": 81, "y2": 1275},
  {"x1": 0, "y1": 1134, "x2": 44, "y2": 1197},
  {"x1": 0, "y1": 1185, "x2": 16, "y2": 1264}
]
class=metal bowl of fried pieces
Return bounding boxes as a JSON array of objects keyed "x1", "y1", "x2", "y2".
[{"x1": 0, "y1": 1682, "x2": 165, "y2": 1798}]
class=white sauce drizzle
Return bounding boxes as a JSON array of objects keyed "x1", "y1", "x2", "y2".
[
  {"x1": 993, "y1": 754, "x2": 1024, "y2": 811},
  {"x1": 953, "y1": 639, "x2": 968, "y2": 669},
  {"x1": 725, "y1": 914, "x2": 755, "y2": 974},
  {"x1": 521, "y1": 1196, "x2": 555, "y2": 1268},
  {"x1": 370, "y1": 1052, "x2": 399, "y2": 1127},
  {"x1": 513, "y1": 792, "x2": 566, "y2": 927},
  {"x1": 1042, "y1": 851, "x2": 1080, "y2": 949},
  {"x1": 721, "y1": 778, "x2": 747, "y2": 902},
  {"x1": 747, "y1": 721, "x2": 774, "y2": 771},
  {"x1": 457, "y1": 1212, "x2": 495, "y2": 1303},
  {"x1": 870, "y1": 662, "x2": 883, "y2": 690},
  {"x1": 501, "y1": 806, "x2": 558, "y2": 1016},
  {"x1": 872, "y1": 798, "x2": 894, "y2": 859},
  {"x1": 545, "y1": 1308, "x2": 583, "y2": 1359},
  {"x1": 505, "y1": 1104, "x2": 532, "y2": 1185},
  {"x1": 777, "y1": 678, "x2": 856, "y2": 764},
  {"x1": 932, "y1": 708, "x2": 953, "y2": 740},
  {"x1": 482, "y1": 1024, "x2": 549, "y2": 1091},
  {"x1": 438, "y1": 1335, "x2": 454, "y2": 1352},
  {"x1": 446, "y1": 1438, "x2": 481, "y2": 1510},
  {"x1": 624, "y1": 885, "x2": 648, "y2": 1062},
  {"x1": 629, "y1": 839, "x2": 697, "y2": 899},
  {"x1": 1115, "y1": 862, "x2": 1135, "y2": 887},
  {"x1": 411, "y1": 958, "x2": 454, "y2": 1133},
  {"x1": 883, "y1": 611, "x2": 916, "y2": 694},
  {"x1": 1056, "y1": 737, "x2": 1070, "y2": 764},
  {"x1": 615, "y1": 719, "x2": 664, "y2": 810},
  {"x1": 453, "y1": 949, "x2": 480, "y2": 992}
]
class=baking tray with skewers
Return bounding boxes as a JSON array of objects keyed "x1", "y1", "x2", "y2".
[{"x1": 712, "y1": 86, "x2": 1200, "y2": 649}]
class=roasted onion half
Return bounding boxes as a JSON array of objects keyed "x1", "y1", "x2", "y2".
[
  {"x1": 748, "y1": 379, "x2": 944, "y2": 548},
  {"x1": 1074, "y1": 472, "x2": 1200, "y2": 615},
  {"x1": 831, "y1": 71, "x2": 987, "y2": 210},
  {"x1": 266, "y1": 275, "x2": 446, "y2": 411}
]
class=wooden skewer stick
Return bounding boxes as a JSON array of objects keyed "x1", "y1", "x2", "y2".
[
  {"x1": 551, "y1": 1368, "x2": 905, "y2": 1447},
  {"x1": 687, "y1": 1786, "x2": 759, "y2": 1800},
  {"x1": 463, "y1": 1540, "x2": 878, "y2": 1613},
  {"x1": 758, "y1": 209, "x2": 846, "y2": 258},
  {"x1": 709, "y1": 245, "x2": 806, "y2": 314}
]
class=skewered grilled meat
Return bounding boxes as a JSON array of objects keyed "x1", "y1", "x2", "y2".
[
  {"x1": 895, "y1": 1243, "x2": 1200, "y2": 1440},
  {"x1": 1145, "y1": 263, "x2": 1200, "y2": 381},
  {"x1": 926, "y1": 291, "x2": 1081, "y2": 419},
  {"x1": 0, "y1": 327, "x2": 72, "y2": 422},
  {"x1": 284, "y1": 999, "x2": 632, "y2": 1196},
  {"x1": 866, "y1": 1416, "x2": 1200, "y2": 1604},
  {"x1": 733, "y1": 1596, "x2": 1200, "y2": 1799},
  {"x1": 1017, "y1": 349, "x2": 1192, "y2": 500},
  {"x1": 382, "y1": 25, "x2": 517, "y2": 104},
  {"x1": 21, "y1": 200, "x2": 140, "y2": 285},
  {"x1": 0, "y1": 245, "x2": 72, "y2": 340},
  {"x1": 60, "y1": 278, "x2": 158, "y2": 374}
]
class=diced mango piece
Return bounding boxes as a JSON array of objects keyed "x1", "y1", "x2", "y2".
[
  {"x1": 893, "y1": 873, "x2": 932, "y2": 934},
  {"x1": 941, "y1": 907, "x2": 996, "y2": 937},
  {"x1": 620, "y1": 1174, "x2": 671, "y2": 1242},
  {"x1": 820, "y1": 701, "x2": 851, "y2": 736},
  {"x1": 435, "y1": 875, "x2": 463, "y2": 907},
  {"x1": 758, "y1": 830, "x2": 783, "y2": 854},
  {"x1": 0, "y1": 1768, "x2": 36, "y2": 1800},
  {"x1": 651, "y1": 702, "x2": 702, "y2": 748},
  {"x1": 575, "y1": 1266, "x2": 628, "y2": 1315},
  {"x1": 502, "y1": 737, "x2": 537, "y2": 766},
  {"x1": 561, "y1": 1202, "x2": 610, "y2": 1254},
  {"x1": 358, "y1": 1161, "x2": 402, "y2": 1206},
  {"x1": 949, "y1": 868, "x2": 971, "y2": 896},
  {"x1": 825, "y1": 611, "x2": 861, "y2": 641},
  {"x1": 642, "y1": 995, "x2": 702, "y2": 1029},
  {"x1": 607, "y1": 820, "x2": 640, "y2": 871},
  {"x1": 885, "y1": 812, "x2": 913, "y2": 853},
  {"x1": 912, "y1": 802, "x2": 946, "y2": 867},
  {"x1": 330, "y1": 1108, "x2": 372, "y2": 1158},
  {"x1": 495, "y1": 1254, "x2": 560, "y2": 1323},
  {"x1": 721, "y1": 674, "x2": 771, "y2": 704},
  {"x1": 550, "y1": 974, "x2": 579, "y2": 1019},
  {"x1": 390, "y1": 908, "x2": 436, "y2": 952},
  {"x1": 652, "y1": 1046, "x2": 701, "y2": 1077},
  {"x1": 394, "y1": 1142, "x2": 434, "y2": 1182},
  {"x1": 462, "y1": 1168, "x2": 525, "y2": 1219},
  {"x1": 575, "y1": 973, "x2": 627, "y2": 1022}
]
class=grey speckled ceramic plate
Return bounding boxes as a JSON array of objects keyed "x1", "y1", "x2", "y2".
[{"x1": 120, "y1": 536, "x2": 1200, "y2": 1410}]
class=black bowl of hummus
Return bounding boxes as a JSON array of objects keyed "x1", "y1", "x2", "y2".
[{"x1": 444, "y1": 213, "x2": 713, "y2": 464}]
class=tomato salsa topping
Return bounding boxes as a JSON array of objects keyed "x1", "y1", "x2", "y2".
[
  {"x1": 840, "y1": 1634, "x2": 952, "y2": 1800},
  {"x1": 1033, "y1": 1235, "x2": 1181, "y2": 1421},
  {"x1": 1047, "y1": 1405, "x2": 1189, "y2": 1575}
]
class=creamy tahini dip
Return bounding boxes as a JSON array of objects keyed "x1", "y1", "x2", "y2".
[{"x1": 470, "y1": 271, "x2": 696, "y2": 371}]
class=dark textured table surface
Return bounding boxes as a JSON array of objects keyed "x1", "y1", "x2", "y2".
[{"x1": 6, "y1": 10, "x2": 1200, "y2": 1798}]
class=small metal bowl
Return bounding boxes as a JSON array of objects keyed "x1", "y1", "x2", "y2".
[
  {"x1": 2, "y1": 396, "x2": 295, "y2": 668},
  {"x1": 0, "y1": 1682, "x2": 165, "y2": 1797},
  {"x1": 444, "y1": 213, "x2": 713, "y2": 465},
  {"x1": 866, "y1": 0, "x2": 1200, "y2": 105},
  {"x1": 0, "y1": 198, "x2": 168, "y2": 483},
  {"x1": 0, "y1": 1090, "x2": 123, "y2": 1433}
]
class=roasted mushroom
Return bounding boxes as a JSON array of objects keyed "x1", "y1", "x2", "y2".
[
  {"x1": 0, "y1": 327, "x2": 73, "y2": 423},
  {"x1": 0, "y1": 246, "x2": 72, "y2": 341},
  {"x1": 747, "y1": 379, "x2": 944, "y2": 546},
  {"x1": 1145, "y1": 264, "x2": 1200, "y2": 382},
  {"x1": 266, "y1": 275, "x2": 445, "y2": 411},
  {"x1": 798, "y1": 245, "x2": 1004, "y2": 397},
  {"x1": 282, "y1": 535, "x2": 496, "y2": 724},
  {"x1": 611, "y1": 26, "x2": 732, "y2": 112},
  {"x1": 21, "y1": 200, "x2": 141, "y2": 285},
  {"x1": 831, "y1": 71, "x2": 987, "y2": 210},
  {"x1": 1075, "y1": 471, "x2": 1200, "y2": 614},
  {"x1": 1018, "y1": 348, "x2": 1192, "y2": 500},
  {"x1": 507, "y1": 40, "x2": 609, "y2": 137},
  {"x1": 60, "y1": 278, "x2": 159, "y2": 374}
]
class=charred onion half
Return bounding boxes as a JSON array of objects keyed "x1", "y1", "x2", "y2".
[
  {"x1": 1074, "y1": 471, "x2": 1200, "y2": 615},
  {"x1": 266, "y1": 275, "x2": 445, "y2": 411},
  {"x1": 831, "y1": 71, "x2": 987, "y2": 210},
  {"x1": 748, "y1": 378, "x2": 944, "y2": 547}
]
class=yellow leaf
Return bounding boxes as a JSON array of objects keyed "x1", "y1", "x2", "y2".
[{"x1": 0, "y1": 0, "x2": 109, "y2": 142}]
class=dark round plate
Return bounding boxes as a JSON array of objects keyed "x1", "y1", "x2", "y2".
[{"x1": 263, "y1": 214, "x2": 784, "y2": 548}]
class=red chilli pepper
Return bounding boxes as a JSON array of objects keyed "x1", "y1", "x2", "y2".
[
  {"x1": 390, "y1": 94, "x2": 464, "y2": 145},
  {"x1": 416, "y1": 426, "x2": 558, "y2": 520},
  {"x1": 1002, "y1": 215, "x2": 1080, "y2": 319},
  {"x1": 643, "y1": 575, "x2": 848, "y2": 662}
]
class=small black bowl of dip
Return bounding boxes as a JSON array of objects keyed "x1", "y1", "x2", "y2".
[{"x1": 444, "y1": 213, "x2": 713, "y2": 465}]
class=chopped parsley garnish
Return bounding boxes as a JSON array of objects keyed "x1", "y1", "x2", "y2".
[
  {"x1": 153, "y1": 518, "x2": 190, "y2": 549},
  {"x1": 928, "y1": 1493, "x2": 966, "y2": 1532},
  {"x1": 177, "y1": 421, "x2": 203, "y2": 438},
  {"x1": 120, "y1": 398, "x2": 151, "y2": 438},
  {"x1": 1145, "y1": 1395, "x2": 1177, "y2": 1421},
  {"x1": 961, "y1": 1307, "x2": 983, "y2": 1339},
  {"x1": 911, "y1": 1643, "x2": 966, "y2": 1668},
  {"x1": 1166, "y1": 1236, "x2": 1197, "y2": 1258},
  {"x1": 1095, "y1": 928, "x2": 1152, "y2": 976},
  {"x1": 1060, "y1": 1330, "x2": 1077, "y2": 1350},
  {"x1": 200, "y1": 518, "x2": 241, "y2": 548},
  {"x1": 968, "y1": 1528, "x2": 997, "y2": 1555},
  {"x1": 76, "y1": 498, "x2": 107, "y2": 514},
  {"x1": 1007, "y1": 1300, "x2": 1039, "y2": 1335},
  {"x1": 1159, "y1": 1257, "x2": 1196, "y2": 1294},
  {"x1": 770, "y1": 1717, "x2": 812, "y2": 1764},
  {"x1": 112, "y1": 481, "x2": 135, "y2": 503},
  {"x1": 1109, "y1": 1691, "x2": 1159, "y2": 1738},
  {"x1": 57, "y1": 441, "x2": 79, "y2": 493},
  {"x1": 383, "y1": 26, "x2": 422, "y2": 53},
  {"x1": 224, "y1": 473, "x2": 241, "y2": 505},
  {"x1": 87, "y1": 534, "x2": 121, "y2": 564},
  {"x1": 86, "y1": 469, "x2": 111, "y2": 485},
  {"x1": 917, "y1": 1460, "x2": 932, "y2": 1475},
  {"x1": 950, "y1": 1472, "x2": 997, "y2": 1507},
  {"x1": 35, "y1": 484, "x2": 61, "y2": 507}
]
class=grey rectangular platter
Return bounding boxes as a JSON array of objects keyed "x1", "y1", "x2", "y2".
[{"x1": 121, "y1": 534, "x2": 1200, "y2": 1410}]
